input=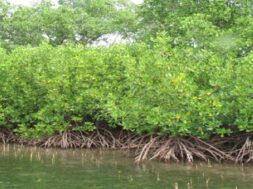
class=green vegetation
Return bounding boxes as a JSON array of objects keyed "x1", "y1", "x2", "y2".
[
  {"x1": 0, "y1": 0, "x2": 252, "y2": 162},
  {"x1": 138, "y1": 0, "x2": 253, "y2": 55},
  {"x1": 0, "y1": 39, "x2": 252, "y2": 139},
  {"x1": 0, "y1": 0, "x2": 136, "y2": 49}
]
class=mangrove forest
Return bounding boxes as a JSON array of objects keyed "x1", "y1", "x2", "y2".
[{"x1": 0, "y1": 0, "x2": 252, "y2": 164}]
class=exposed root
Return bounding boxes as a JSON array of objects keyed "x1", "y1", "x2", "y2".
[
  {"x1": 231, "y1": 136, "x2": 253, "y2": 163},
  {"x1": 41, "y1": 129, "x2": 120, "y2": 149},
  {"x1": 210, "y1": 134, "x2": 253, "y2": 163},
  {"x1": 0, "y1": 131, "x2": 6, "y2": 144},
  {"x1": 135, "y1": 136, "x2": 159, "y2": 163},
  {"x1": 1, "y1": 129, "x2": 253, "y2": 164},
  {"x1": 132, "y1": 136, "x2": 232, "y2": 163},
  {"x1": 42, "y1": 131, "x2": 79, "y2": 148}
]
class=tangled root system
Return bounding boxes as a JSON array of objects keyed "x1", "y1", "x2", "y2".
[{"x1": 1, "y1": 129, "x2": 253, "y2": 164}]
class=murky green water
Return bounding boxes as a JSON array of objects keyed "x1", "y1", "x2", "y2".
[{"x1": 0, "y1": 144, "x2": 252, "y2": 189}]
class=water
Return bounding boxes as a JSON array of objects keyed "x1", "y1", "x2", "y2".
[{"x1": 0, "y1": 144, "x2": 252, "y2": 189}]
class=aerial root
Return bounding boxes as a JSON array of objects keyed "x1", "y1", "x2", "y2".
[
  {"x1": 209, "y1": 133, "x2": 253, "y2": 163},
  {"x1": 133, "y1": 136, "x2": 234, "y2": 163},
  {"x1": 228, "y1": 135, "x2": 253, "y2": 163},
  {"x1": 41, "y1": 128, "x2": 120, "y2": 149},
  {"x1": 0, "y1": 131, "x2": 6, "y2": 144},
  {"x1": 1, "y1": 129, "x2": 253, "y2": 164}
]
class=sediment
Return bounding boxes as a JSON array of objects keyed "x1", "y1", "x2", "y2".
[{"x1": 1, "y1": 129, "x2": 253, "y2": 164}]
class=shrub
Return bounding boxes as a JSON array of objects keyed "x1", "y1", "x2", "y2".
[{"x1": 0, "y1": 39, "x2": 252, "y2": 138}]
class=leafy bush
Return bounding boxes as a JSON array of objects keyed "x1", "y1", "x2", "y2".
[{"x1": 0, "y1": 39, "x2": 252, "y2": 138}]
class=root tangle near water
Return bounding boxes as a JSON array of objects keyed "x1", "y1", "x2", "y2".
[{"x1": 1, "y1": 129, "x2": 253, "y2": 164}]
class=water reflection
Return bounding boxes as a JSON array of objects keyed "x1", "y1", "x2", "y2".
[{"x1": 0, "y1": 144, "x2": 253, "y2": 189}]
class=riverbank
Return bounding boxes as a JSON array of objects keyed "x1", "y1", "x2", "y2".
[{"x1": 1, "y1": 129, "x2": 253, "y2": 164}]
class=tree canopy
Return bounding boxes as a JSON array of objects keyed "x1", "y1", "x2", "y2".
[
  {"x1": 138, "y1": 0, "x2": 253, "y2": 56},
  {"x1": 0, "y1": 0, "x2": 137, "y2": 49}
]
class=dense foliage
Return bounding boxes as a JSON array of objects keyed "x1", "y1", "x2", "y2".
[
  {"x1": 0, "y1": 0, "x2": 136, "y2": 49},
  {"x1": 0, "y1": 39, "x2": 252, "y2": 138},
  {"x1": 138, "y1": 0, "x2": 253, "y2": 57},
  {"x1": 0, "y1": 0, "x2": 252, "y2": 140}
]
